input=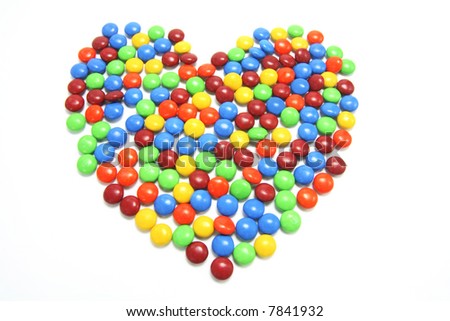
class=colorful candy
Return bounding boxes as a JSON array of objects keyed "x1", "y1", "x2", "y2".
[{"x1": 66, "y1": 22, "x2": 358, "y2": 280}]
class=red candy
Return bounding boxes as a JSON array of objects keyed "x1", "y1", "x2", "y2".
[
  {"x1": 235, "y1": 112, "x2": 255, "y2": 131},
  {"x1": 68, "y1": 79, "x2": 86, "y2": 94},
  {"x1": 255, "y1": 183, "x2": 276, "y2": 202},
  {"x1": 214, "y1": 141, "x2": 234, "y2": 160},
  {"x1": 186, "y1": 241, "x2": 208, "y2": 264},
  {"x1": 315, "y1": 136, "x2": 335, "y2": 154},
  {"x1": 290, "y1": 139, "x2": 309, "y2": 157},
  {"x1": 259, "y1": 113, "x2": 278, "y2": 130},
  {"x1": 65, "y1": 94, "x2": 84, "y2": 112},
  {"x1": 134, "y1": 129, "x2": 154, "y2": 147},
  {"x1": 120, "y1": 195, "x2": 140, "y2": 216},
  {"x1": 276, "y1": 151, "x2": 297, "y2": 170},
  {"x1": 103, "y1": 184, "x2": 124, "y2": 204},
  {"x1": 210, "y1": 257, "x2": 233, "y2": 280},
  {"x1": 234, "y1": 148, "x2": 255, "y2": 167},
  {"x1": 189, "y1": 170, "x2": 210, "y2": 190},
  {"x1": 326, "y1": 156, "x2": 347, "y2": 175}
]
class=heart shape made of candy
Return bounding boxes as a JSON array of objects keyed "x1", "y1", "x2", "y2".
[{"x1": 65, "y1": 22, "x2": 357, "y2": 281}]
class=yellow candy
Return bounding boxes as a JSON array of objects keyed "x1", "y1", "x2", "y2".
[
  {"x1": 260, "y1": 69, "x2": 278, "y2": 86},
  {"x1": 322, "y1": 71, "x2": 338, "y2": 88},
  {"x1": 192, "y1": 92, "x2": 211, "y2": 110},
  {"x1": 291, "y1": 37, "x2": 309, "y2": 50},
  {"x1": 236, "y1": 35, "x2": 254, "y2": 51},
  {"x1": 175, "y1": 155, "x2": 196, "y2": 177},
  {"x1": 270, "y1": 27, "x2": 288, "y2": 41},
  {"x1": 193, "y1": 216, "x2": 214, "y2": 238},
  {"x1": 173, "y1": 182, "x2": 194, "y2": 204},
  {"x1": 145, "y1": 59, "x2": 163, "y2": 74},
  {"x1": 125, "y1": 57, "x2": 144, "y2": 73},
  {"x1": 131, "y1": 32, "x2": 150, "y2": 48},
  {"x1": 230, "y1": 130, "x2": 250, "y2": 148},
  {"x1": 223, "y1": 72, "x2": 243, "y2": 91},
  {"x1": 337, "y1": 111, "x2": 356, "y2": 129},
  {"x1": 150, "y1": 224, "x2": 172, "y2": 246},
  {"x1": 254, "y1": 234, "x2": 276, "y2": 258},
  {"x1": 272, "y1": 127, "x2": 292, "y2": 146},
  {"x1": 145, "y1": 114, "x2": 165, "y2": 132},
  {"x1": 174, "y1": 41, "x2": 191, "y2": 54},
  {"x1": 235, "y1": 86, "x2": 254, "y2": 105},
  {"x1": 184, "y1": 118, "x2": 205, "y2": 138},
  {"x1": 135, "y1": 208, "x2": 157, "y2": 231}
]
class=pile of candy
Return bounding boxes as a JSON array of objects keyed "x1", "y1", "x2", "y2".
[{"x1": 65, "y1": 22, "x2": 357, "y2": 280}]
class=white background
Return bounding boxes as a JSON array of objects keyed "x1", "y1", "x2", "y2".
[{"x1": 1, "y1": 0, "x2": 449, "y2": 320}]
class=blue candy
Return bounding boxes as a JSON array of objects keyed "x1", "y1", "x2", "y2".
[
  {"x1": 297, "y1": 123, "x2": 318, "y2": 142},
  {"x1": 125, "y1": 114, "x2": 144, "y2": 133},
  {"x1": 104, "y1": 75, "x2": 123, "y2": 91},
  {"x1": 249, "y1": 47, "x2": 266, "y2": 60},
  {"x1": 340, "y1": 95, "x2": 359, "y2": 112},
  {"x1": 104, "y1": 102, "x2": 124, "y2": 121},
  {"x1": 224, "y1": 61, "x2": 243, "y2": 75},
  {"x1": 291, "y1": 78, "x2": 310, "y2": 95},
  {"x1": 87, "y1": 58, "x2": 106, "y2": 74},
  {"x1": 150, "y1": 87, "x2": 170, "y2": 105},
  {"x1": 94, "y1": 143, "x2": 115, "y2": 163},
  {"x1": 212, "y1": 235, "x2": 234, "y2": 257},
  {"x1": 124, "y1": 22, "x2": 141, "y2": 37},
  {"x1": 176, "y1": 136, "x2": 196, "y2": 155},
  {"x1": 258, "y1": 213, "x2": 280, "y2": 235},
  {"x1": 260, "y1": 39, "x2": 274, "y2": 54},
  {"x1": 258, "y1": 158, "x2": 278, "y2": 177},
  {"x1": 107, "y1": 127, "x2": 127, "y2": 147},
  {"x1": 154, "y1": 38, "x2": 171, "y2": 54},
  {"x1": 190, "y1": 190, "x2": 212, "y2": 212},
  {"x1": 137, "y1": 44, "x2": 156, "y2": 62},
  {"x1": 219, "y1": 102, "x2": 238, "y2": 120},
  {"x1": 241, "y1": 57, "x2": 260, "y2": 71},
  {"x1": 310, "y1": 59, "x2": 326, "y2": 74},
  {"x1": 217, "y1": 194, "x2": 239, "y2": 216},
  {"x1": 266, "y1": 97, "x2": 286, "y2": 116},
  {"x1": 164, "y1": 117, "x2": 184, "y2": 135},
  {"x1": 70, "y1": 63, "x2": 88, "y2": 79},
  {"x1": 154, "y1": 194, "x2": 176, "y2": 216},
  {"x1": 102, "y1": 23, "x2": 118, "y2": 38},
  {"x1": 293, "y1": 63, "x2": 312, "y2": 79},
  {"x1": 253, "y1": 27, "x2": 270, "y2": 41},
  {"x1": 300, "y1": 106, "x2": 320, "y2": 124},
  {"x1": 243, "y1": 199, "x2": 265, "y2": 220},
  {"x1": 294, "y1": 165, "x2": 315, "y2": 185},
  {"x1": 214, "y1": 119, "x2": 234, "y2": 138},
  {"x1": 309, "y1": 43, "x2": 326, "y2": 59},
  {"x1": 306, "y1": 151, "x2": 326, "y2": 171},
  {"x1": 153, "y1": 132, "x2": 175, "y2": 151},
  {"x1": 109, "y1": 34, "x2": 127, "y2": 49},
  {"x1": 198, "y1": 133, "x2": 219, "y2": 152},
  {"x1": 124, "y1": 88, "x2": 143, "y2": 106},
  {"x1": 320, "y1": 103, "x2": 340, "y2": 118},
  {"x1": 236, "y1": 218, "x2": 258, "y2": 241}
]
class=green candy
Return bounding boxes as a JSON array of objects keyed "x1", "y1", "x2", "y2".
[
  {"x1": 143, "y1": 74, "x2": 161, "y2": 91},
  {"x1": 280, "y1": 210, "x2": 302, "y2": 233},
  {"x1": 280, "y1": 107, "x2": 300, "y2": 127},
  {"x1": 326, "y1": 45, "x2": 343, "y2": 58},
  {"x1": 196, "y1": 152, "x2": 216, "y2": 172},
  {"x1": 274, "y1": 170, "x2": 295, "y2": 191},
  {"x1": 139, "y1": 163, "x2": 160, "y2": 182},
  {"x1": 148, "y1": 25, "x2": 165, "y2": 41},
  {"x1": 139, "y1": 146, "x2": 159, "y2": 163},
  {"x1": 230, "y1": 179, "x2": 252, "y2": 201},
  {"x1": 77, "y1": 154, "x2": 97, "y2": 175},
  {"x1": 288, "y1": 24, "x2": 304, "y2": 38},
  {"x1": 136, "y1": 99, "x2": 156, "y2": 117},
  {"x1": 161, "y1": 72, "x2": 180, "y2": 89},
  {"x1": 275, "y1": 190, "x2": 296, "y2": 212},
  {"x1": 77, "y1": 135, "x2": 97, "y2": 154},
  {"x1": 66, "y1": 113, "x2": 86, "y2": 132},
  {"x1": 91, "y1": 121, "x2": 110, "y2": 140},
  {"x1": 233, "y1": 242, "x2": 256, "y2": 266},
  {"x1": 118, "y1": 45, "x2": 136, "y2": 61},
  {"x1": 172, "y1": 225, "x2": 195, "y2": 248},
  {"x1": 248, "y1": 127, "x2": 268, "y2": 141},
  {"x1": 106, "y1": 60, "x2": 125, "y2": 76},
  {"x1": 341, "y1": 59, "x2": 356, "y2": 75},
  {"x1": 85, "y1": 73, "x2": 104, "y2": 89},
  {"x1": 215, "y1": 160, "x2": 237, "y2": 181},
  {"x1": 158, "y1": 169, "x2": 179, "y2": 190},
  {"x1": 228, "y1": 47, "x2": 246, "y2": 61},
  {"x1": 323, "y1": 88, "x2": 342, "y2": 103},
  {"x1": 186, "y1": 76, "x2": 205, "y2": 95},
  {"x1": 316, "y1": 116, "x2": 337, "y2": 135},
  {"x1": 253, "y1": 84, "x2": 272, "y2": 101}
]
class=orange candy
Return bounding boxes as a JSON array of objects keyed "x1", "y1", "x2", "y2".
[
  {"x1": 197, "y1": 64, "x2": 216, "y2": 78},
  {"x1": 313, "y1": 173, "x2": 334, "y2": 194},
  {"x1": 200, "y1": 107, "x2": 219, "y2": 126},
  {"x1": 118, "y1": 148, "x2": 138, "y2": 167},
  {"x1": 297, "y1": 187, "x2": 318, "y2": 209},
  {"x1": 78, "y1": 47, "x2": 96, "y2": 62},
  {"x1": 96, "y1": 163, "x2": 117, "y2": 183},
  {"x1": 137, "y1": 182, "x2": 159, "y2": 204},
  {"x1": 277, "y1": 67, "x2": 295, "y2": 84},
  {"x1": 85, "y1": 104, "x2": 104, "y2": 123},
  {"x1": 326, "y1": 56, "x2": 343, "y2": 73},
  {"x1": 159, "y1": 100, "x2": 179, "y2": 119},
  {"x1": 207, "y1": 176, "x2": 229, "y2": 199},
  {"x1": 307, "y1": 30, "x2": 324, "y2": 44},
  {"x1": 116, "y1": 167, "x2": 138, "y2": 187},
  {"x1": 333, "y1": 129, "x2": 352, "y2": 148},
  {"x1": 285, "y1": 94, "x2": 305, "y2": 111},
  {"x1": 256, "y1": 139, "x2": 277, "y2": 158},
  {"x1": 274, "y1": 39, "x2": 292, "y2": 55},
  {"x1": 178, "y1": 64, "x2": 197, "y2": 80},
  {"x1": 242, "y1": 167, "x2": 262, "y2": 184},
  {"x1": 123, "y1": 72, "x2": 142, "y2": 88},
  {"x1": 178, "y1": 103, "x2": 198, "y2": 122},
  {"x1": 173, "y1": 204, "x2": 196, "y2": 225}
]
